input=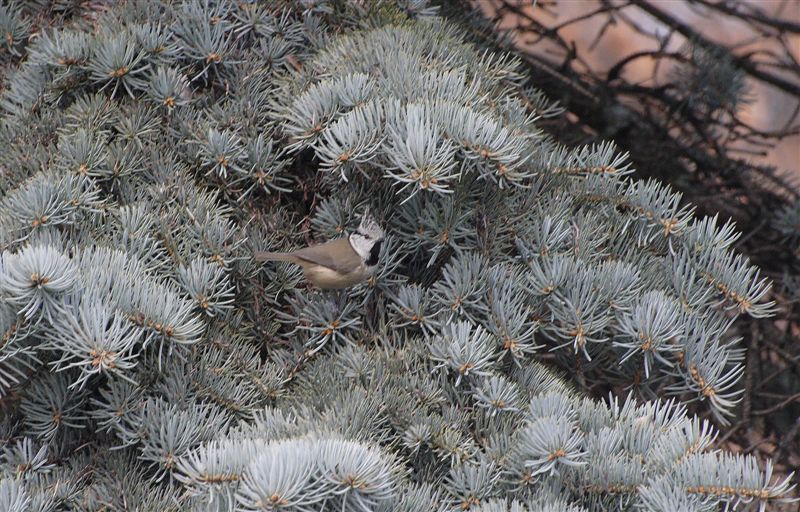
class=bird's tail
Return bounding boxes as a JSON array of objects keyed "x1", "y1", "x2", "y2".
[{"x1": 254, "y1": 251, "x2": 297, "y2": 263}]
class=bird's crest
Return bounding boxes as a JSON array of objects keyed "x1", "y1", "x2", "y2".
[{"x1": 357, "y1": 209, "x2": 384, "y2": 240}]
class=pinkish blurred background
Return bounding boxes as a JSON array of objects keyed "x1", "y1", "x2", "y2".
[{"x1": 479, "y1": 0, "x2": 799, "y2": 178}]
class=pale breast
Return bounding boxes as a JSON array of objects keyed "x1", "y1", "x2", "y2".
[{"x1": 303, "y1": 263, "x2": 368, "y2": 289}]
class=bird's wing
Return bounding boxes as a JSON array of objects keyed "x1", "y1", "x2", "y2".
[{"x1": 291, "y1": 238, "x2": 360, "y2": 274}]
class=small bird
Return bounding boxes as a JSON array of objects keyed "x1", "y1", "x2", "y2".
[{"x1": 254, "y1": 212, "x2": 384, "y2": 289}]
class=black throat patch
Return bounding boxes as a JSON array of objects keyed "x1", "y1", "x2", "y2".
[{"x1": 366, "y1": 240, "x2": 382, "y2": 266}]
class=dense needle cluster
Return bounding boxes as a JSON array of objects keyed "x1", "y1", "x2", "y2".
[{"x1": 0, "y1": 1, "x2": 795, "y2": 511}]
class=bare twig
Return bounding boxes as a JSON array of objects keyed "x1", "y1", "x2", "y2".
[{"x1": 630, "y1": 0, "x2": 800, "y2": 96}]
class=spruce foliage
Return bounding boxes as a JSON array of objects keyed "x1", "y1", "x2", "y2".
[{"x1": 0, "y1": 1, "x2": 795, "y2": 511}]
